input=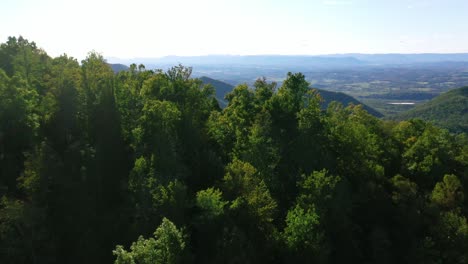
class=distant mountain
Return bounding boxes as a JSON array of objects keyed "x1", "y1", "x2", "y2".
[
  {"x1": 139, "y1": 55, "x2": 364, "y2": 69},
  {"x1": 199, "y1": 76, "x2": 233, "y2": 108},
  {"x1": 314, "y1": 89, "x2": 383, "y2": 118},
  {"x1": 200, "y1": 76, "x2": 382, "y2": 117},
  {"x1": 394, "y1": 86, "x2": 468, "y2": 133},
  {"x1": 328, "y1": 53, "x2": 468, "y2": 65},
  {"x1": 108, "y1": 54, "x2": 468, "y2": 69},
  {"x1": 109, "y1": 63, "x2": 129, "y2": 73}
]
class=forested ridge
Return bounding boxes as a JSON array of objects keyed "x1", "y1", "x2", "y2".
[
  {"x1": 393, "y1": 86, "x2": 468, "y2": 134},
  {"x1": 1, "y1": 36, "x2": 468, "y2": 264}
]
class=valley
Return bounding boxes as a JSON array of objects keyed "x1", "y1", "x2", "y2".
[{"x1": 110, "y1": 55, "x2": 468, "y2": 116}]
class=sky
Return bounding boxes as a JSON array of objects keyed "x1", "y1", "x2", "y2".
[{"x1": 1, "y1": 0, "x2": 468, "y2": 60}]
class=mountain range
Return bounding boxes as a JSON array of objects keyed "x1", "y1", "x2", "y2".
[{"x1": 108, "y1": 54, "x2": 468, "y2": 68}]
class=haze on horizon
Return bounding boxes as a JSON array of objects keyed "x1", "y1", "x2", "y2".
[{"x1": 2, "y1": 0, "x2": 468, "y2": 60}]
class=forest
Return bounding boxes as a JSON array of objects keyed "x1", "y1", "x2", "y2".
[
  {"x1": 1, "y1": 36, "x2": 468, "y2": 264},
  {"x1": 393, "y1": 86, "x2": 468, "y2": 134}
]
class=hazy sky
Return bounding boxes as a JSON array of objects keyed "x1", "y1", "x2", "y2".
[{"x1": 1, "y1": 0, "x2": 468, "y2": 59}]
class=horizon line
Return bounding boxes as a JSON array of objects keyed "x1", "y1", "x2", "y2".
[{"x1": 106, "y1": 52, "x2": 468, "y2": 60}]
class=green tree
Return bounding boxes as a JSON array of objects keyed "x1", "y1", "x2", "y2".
[
  {"x1": 196, "y1": 188, "x2": 227, "y2": 219},
  {"x1": 219, "y1": 160, "x2": 278, "y2": 263},
  {"x1": 0, "y1": 70, "x2": 38, "y2": 194},
  {"x1": 222, "y1": 160, "x2": 277, "y2": 225},
  {"x1": 113, "y1": 218, "x2": 188, "y2": 264},
  {"x1": 0, "y1": 36, "x2": 51, "y2": 92},
  {"x1": 431, "y1": 174, "x2": 464, "y2": 210},
  {"x1": 283, "y1": 205, "x2": 326, "y2": 263},
  {"x1": 296, "y1": 170, "x2": 340, "y2": 213}
]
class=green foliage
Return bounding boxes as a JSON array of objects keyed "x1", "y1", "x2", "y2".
[
  {"x1": 276, "y1": 72, "x2": 309, "y2": 113},
  {"x1": 129, "y1": 156, "x2": 188, "y2": 228},
  {"x1": 0, "y1": 36, "x2": 467, "y2": 264},
  {"x1": 428, "y1": 211, "x2": 468, "y2": 263},
  {"x1": 0, "y1": 69, "x2": 39, "y2": 193},
  {"x1": 240, "y1": 112, "x2": 279, "y2": 181},
  {"x1": 398, "y1": 123, "x2": 460, "y2": 187},
  {"x1": 253, "y1": 77, "x2": 276, "y2": 107},
  {"x1": 0, "y1": 196, "x2": 27, "y2": 263},
  {"x1": 431, "y1": 174, "x2": 464, "y2": 210},
  {"x1": 390, "y1": 174, "x2": 419, "y2": 204},
  {"x1": 223, "y1": 160, "x2": 277, "y2": 224},
  {"x1": 196, "y1": 188, "x2": 227, "y2": 219},
  {"x1": 296, "y1": 170, "x2": 340, "y2": 212},
  {"x1": 283, "y1": 204, "x2": 325, "y2": 262},
  {"x1": 113, "y1": 218, "x2": 188, "y2": 264}
]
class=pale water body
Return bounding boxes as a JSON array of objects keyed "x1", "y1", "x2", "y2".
[{"x1": 387, "y1": 102, "x2": 415, "y2": 105}]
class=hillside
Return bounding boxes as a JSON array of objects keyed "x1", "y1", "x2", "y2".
[
  {"x1": 394, "y1": 86, "x2": 468, "y2": 133},
  {"x1": 314, "y1": 88, "x2": 383, "y2": 117},
  {"x1": 199, "y1": 76, "x2": 233, "y2": 107},
  {"x1": 109, "y1": 63, "x2": 129, "y2": 73}
]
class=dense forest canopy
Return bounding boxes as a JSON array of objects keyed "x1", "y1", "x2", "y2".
[{"x1": 0, "y1": 36, "x2": 467, "y2": 264}]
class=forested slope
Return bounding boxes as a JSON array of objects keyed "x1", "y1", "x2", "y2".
[
  {"x1": 314, "y1": 88, "x2": 383, "y2": 117},
  {"x1": 199, "y1": 76, "x2": 233, "y2": 107},
  {"x1": 1, "y1": 36, "x2": 468, "y2": 264},
  {"x1": 394, "y1": 86, "x2": 468, "y2": 133}
]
